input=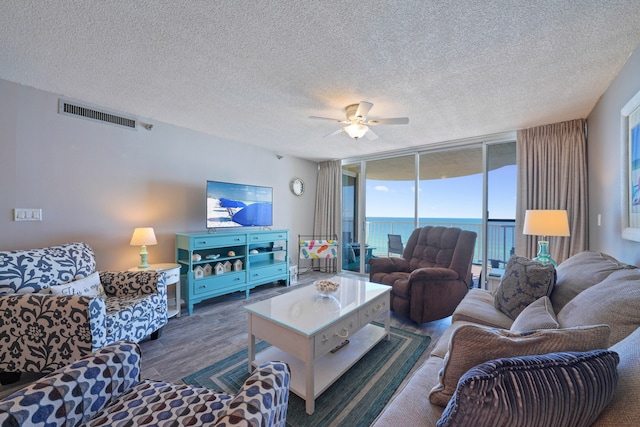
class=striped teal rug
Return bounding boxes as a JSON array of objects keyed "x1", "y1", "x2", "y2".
[{"x1": 183, "y1": 326, "x2": 430, "y2": 427}]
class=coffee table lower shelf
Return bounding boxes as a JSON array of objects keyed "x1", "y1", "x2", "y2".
[{"x1": 252, "y1": 323, "x2": 387, "y2": 408}]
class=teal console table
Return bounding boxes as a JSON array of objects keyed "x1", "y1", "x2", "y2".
[{"x1": 176, "y1": 229, "x2": 289, "y2": 315}]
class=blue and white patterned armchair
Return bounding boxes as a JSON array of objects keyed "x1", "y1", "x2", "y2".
[
  {"x1": 0, "y1": 341, "x2": 290, "y2": 427},
  {"x1": 0, "y1": 242, "x2": 167, "y2": 383}
]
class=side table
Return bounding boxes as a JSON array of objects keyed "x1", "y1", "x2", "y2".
[{"x1": 129, "y1": 263, "x2": 181, "y2": 318}]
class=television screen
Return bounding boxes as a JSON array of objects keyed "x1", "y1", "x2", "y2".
[{"x1": 206, "y1": 181, "x2": 273, "y2": 229}]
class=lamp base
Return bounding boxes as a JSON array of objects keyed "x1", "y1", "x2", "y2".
[
  {"x1": 138, "y1": 245, "x2": 150, "y2": 269},
  {"x1": 532, "y1": 240, "x2": 556, "y2": 267}
]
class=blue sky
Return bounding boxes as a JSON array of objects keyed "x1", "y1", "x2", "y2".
[{"x1": 366, "y1": 165, "x2": 516, "y2": 219}]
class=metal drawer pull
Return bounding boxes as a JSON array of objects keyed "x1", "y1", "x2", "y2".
[{"x1": 334, "y1": 328, "x2": 349, "y2": 338}]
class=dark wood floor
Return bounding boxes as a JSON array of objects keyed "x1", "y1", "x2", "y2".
[{"x1": 1, "y1": 271, "x2": 450, "y2": 400}]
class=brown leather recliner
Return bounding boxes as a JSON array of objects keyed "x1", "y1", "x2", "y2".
[{"x1": 369, "y1": 226, "x2": 477, "y2": 324}]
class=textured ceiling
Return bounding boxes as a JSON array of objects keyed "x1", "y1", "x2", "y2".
[{"x1": 2, "y1": 1, "x2": 640, "y2": 162}]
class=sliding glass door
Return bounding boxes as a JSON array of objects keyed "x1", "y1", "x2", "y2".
[
  {"x1": 418, "y1": 146, "x2": 483, "y2": 265},
  {"x1": 484, "y1": 142, "x2": 517, "y2": 285},
  {"x1": 341, "y1": 139, "x2": 516, "y2": 285}
]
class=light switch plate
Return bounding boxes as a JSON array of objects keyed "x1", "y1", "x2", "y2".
[{"x1": 14, "y1": 208, "x2": 42, "y2": 221}]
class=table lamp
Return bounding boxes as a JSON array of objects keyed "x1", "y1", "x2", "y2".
[
  {"x1": 522, "y1": 210, "x2": 570, "y2": 266},
  {"x1": 130, "y1": 227, "x2": 157, "y2": 268}
]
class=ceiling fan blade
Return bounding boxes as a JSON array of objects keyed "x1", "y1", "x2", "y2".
[
  {"x1": 325, "y1": 128, "x2": 345, "y2": 138},
  {"x1": 364, "y1": 128, "x2": 378, "y2": 140},
  {"x1": 309, "y1": 116, "x2": 345, "y2": 122},
  {"x1": 368, "y1": 117, "x2": 409, "y2": 125},
  {"x1": 355, "y1": 101, "x2": 373, "y2": 119}
]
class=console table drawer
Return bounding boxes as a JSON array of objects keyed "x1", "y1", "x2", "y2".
[
  {"x1": 249, "y1": 232, "x2": 288, "y2": 243},
  {"x1": 358, "y1": 294, "x2": 389, "y2": 326},
  {"x1": 314, "y1": 313, "x2": 359, "y2": 358},
  {"x1": 193, "y1": 235, "x2": 247, "y2": 248},
  {"x1": 248, "y1": 264, "x2": 287, "y2": 282},
  {"x1": 192, "y1": 272, "x2": 246, "y2": 295}
]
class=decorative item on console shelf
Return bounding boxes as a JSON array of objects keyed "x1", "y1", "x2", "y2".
[{"x1": 298, "y1": 234, "x2": 339, "y2": 274}]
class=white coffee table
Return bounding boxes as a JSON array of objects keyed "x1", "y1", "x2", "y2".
[{"x1": 245, "y1": 276, "x2": 391, "y2": 414}]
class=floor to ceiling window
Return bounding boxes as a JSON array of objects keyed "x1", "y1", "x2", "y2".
[
  {"x1": 486, "y1": 142, "x2": 518, "y2": 279},
  {"x1": 342, "y1": 165, "x2": 359, "y2": 271},
  {"x1": 341, "y1": 139, "x2": 516, "y2": 284},
  {"x1": 418, "y1": 146, "x2": 483, "y2": 264}
]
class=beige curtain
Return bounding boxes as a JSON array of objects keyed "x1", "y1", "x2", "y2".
[
  {"x1": 516, "y1": 119, "x2": 588, "y2": 263},
  {"x1": 314, "y1": 160, "x2": 342, "y2": 272}
]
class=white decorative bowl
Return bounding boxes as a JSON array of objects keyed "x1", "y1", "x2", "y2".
[{"x1": 314, "y1": 280, "x2": 340, "y2": 297}]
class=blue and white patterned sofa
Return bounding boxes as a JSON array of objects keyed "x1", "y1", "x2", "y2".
[
  {"x1": 0, "y1": 341, "x2": 291, "y2": 426},
  {"x1": 0, "y1": 242, "x2": 168, "y2": 382}
]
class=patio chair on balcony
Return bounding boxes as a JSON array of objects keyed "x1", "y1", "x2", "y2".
[
  {"x1": 388, "y1": 234, "x2": 404, "y2": 256},
  {"x1": 369, "y1": 226, "x2": 477, "y2": 324}
]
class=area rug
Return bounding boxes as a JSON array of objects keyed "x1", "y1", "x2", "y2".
[{"x1": 183, "y1": 325, "x2": 430, "y2": 427}]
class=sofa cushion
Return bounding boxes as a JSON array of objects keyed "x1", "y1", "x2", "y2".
[
  {"x1": 593, "y1": 326, "x2": 640, "y2": 426},
  {"x1": 557, "y1": 268, "x2": 640, "y2": 345},
  {"x1": 50, "y1": 272, "x2": 106, "y2": 297},
  {"x1": 510, "y1": 296, "x2": 559, "y2": 332},
  {"x1": 493, "y1": 256, "x2": 556, "y2": 319},
  {"x1": 105, "y1": 294, "x2": 165, "y2": 342},
  {"x1": 451, "y1": 288, "x2": 513, "y2": 329},
  {"x1": 428, "y1": 324, "x2": 611, "y2": 406},
  {"x1": 551, "y1": 251, "x2": 635, "y2": 313},
  {"x1": 372, "y1": 355, "x2": 446, "y2": 427},
  {"x1": 0, "y1": 242, "x2": 96, "y2": 295},
  {"x1": 437, "y1": 350, "x2": 619, "y2": 427},
  {"x1": 88, "y1": 380, "x2": 236, "y2": 426}
]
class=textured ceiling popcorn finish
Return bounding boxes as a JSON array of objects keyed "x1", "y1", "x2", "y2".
[{"x1": 1, "y1": 1, "x2": 640, "y2": 161}]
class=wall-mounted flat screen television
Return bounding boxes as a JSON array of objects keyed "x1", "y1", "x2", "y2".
[{"x1": 206, "y1": 180, "x2": 273, "y2": 229}]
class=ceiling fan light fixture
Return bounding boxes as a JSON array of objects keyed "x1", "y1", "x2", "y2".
[{"x1": 344, "y1": 123, "x2": 368, "y2": 139}]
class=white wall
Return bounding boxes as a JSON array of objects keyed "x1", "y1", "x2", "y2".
[
  {"x1": 587, "y1": 44, "x2": 640, "y2": 265},
  {"x1": 0, "y1": 79, "x2": 318, "y2": 270}
]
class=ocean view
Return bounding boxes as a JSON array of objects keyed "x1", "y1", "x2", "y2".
[{"x1": 346, "y1": 217, "x2": 515, "y2": 266}]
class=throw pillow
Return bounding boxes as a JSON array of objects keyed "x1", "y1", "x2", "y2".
[
  {"x1": 49, "y1": 272, "x2": 105, "y2": 297},
  {"x1": 437, "y1": 350, "x2": 620, "y2": 427},
  {"x1": 494, "y1": 255, "x2": 556, "y2": 319},
  {"x1": 557, "y1": 268, "x2": 640, "y2": 346},
  {"x1": 428, "y1": 323, "x2": 611, "y2": 407},
  {"x1": 510, "y1": 296, "x2": 559, "y2": 332}
]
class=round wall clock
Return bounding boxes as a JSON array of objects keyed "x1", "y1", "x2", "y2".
[{"x1": 291, "y1": 178, "x2": 304, "y2": 196}]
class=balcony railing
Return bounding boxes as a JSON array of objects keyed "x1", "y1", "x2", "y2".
[{"x1": 343, "y1": 219, "x2": 516, "y2": 269}]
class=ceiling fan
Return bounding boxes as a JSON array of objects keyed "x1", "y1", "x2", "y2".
[{"x1": 309, "y1": 101, "x2": 409, "y2": 140}]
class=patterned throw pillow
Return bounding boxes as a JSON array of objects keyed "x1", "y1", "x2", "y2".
[
  {"x1": 50, "y1": 272, "x2": 106, "y2": 297},
  {"x1": 510, "y1": 296, "x2": 559, "y2": 332},
  {"x1": 494, "y1": 256, "x2": 556, "y2": 319},
  {"x1": 437, "y1": 350, "x2": 620, "y2": 427},
  {"x1": 428, "y1": 323, "x2": 611, "y2": 407}
]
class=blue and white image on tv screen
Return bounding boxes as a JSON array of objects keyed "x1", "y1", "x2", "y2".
[{"x1": 207, "y1": 181, "x2": 273, "y2": 228}]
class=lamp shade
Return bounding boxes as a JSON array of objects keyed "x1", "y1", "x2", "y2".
[
  {"x1": 130, "y1": 227, "x2": 157, "y2": 246},
  {"x1": 523, "y1": 210, "x2": 570, "y2": 237}
]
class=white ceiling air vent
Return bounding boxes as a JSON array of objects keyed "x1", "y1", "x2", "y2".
[{"x1": 58, "y1": 98, "x2": 137, "y2": 130}]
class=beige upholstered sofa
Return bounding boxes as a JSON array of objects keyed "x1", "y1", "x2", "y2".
[{"x1": 373, "y1": 251, "x2": 640, "y2": 426}]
